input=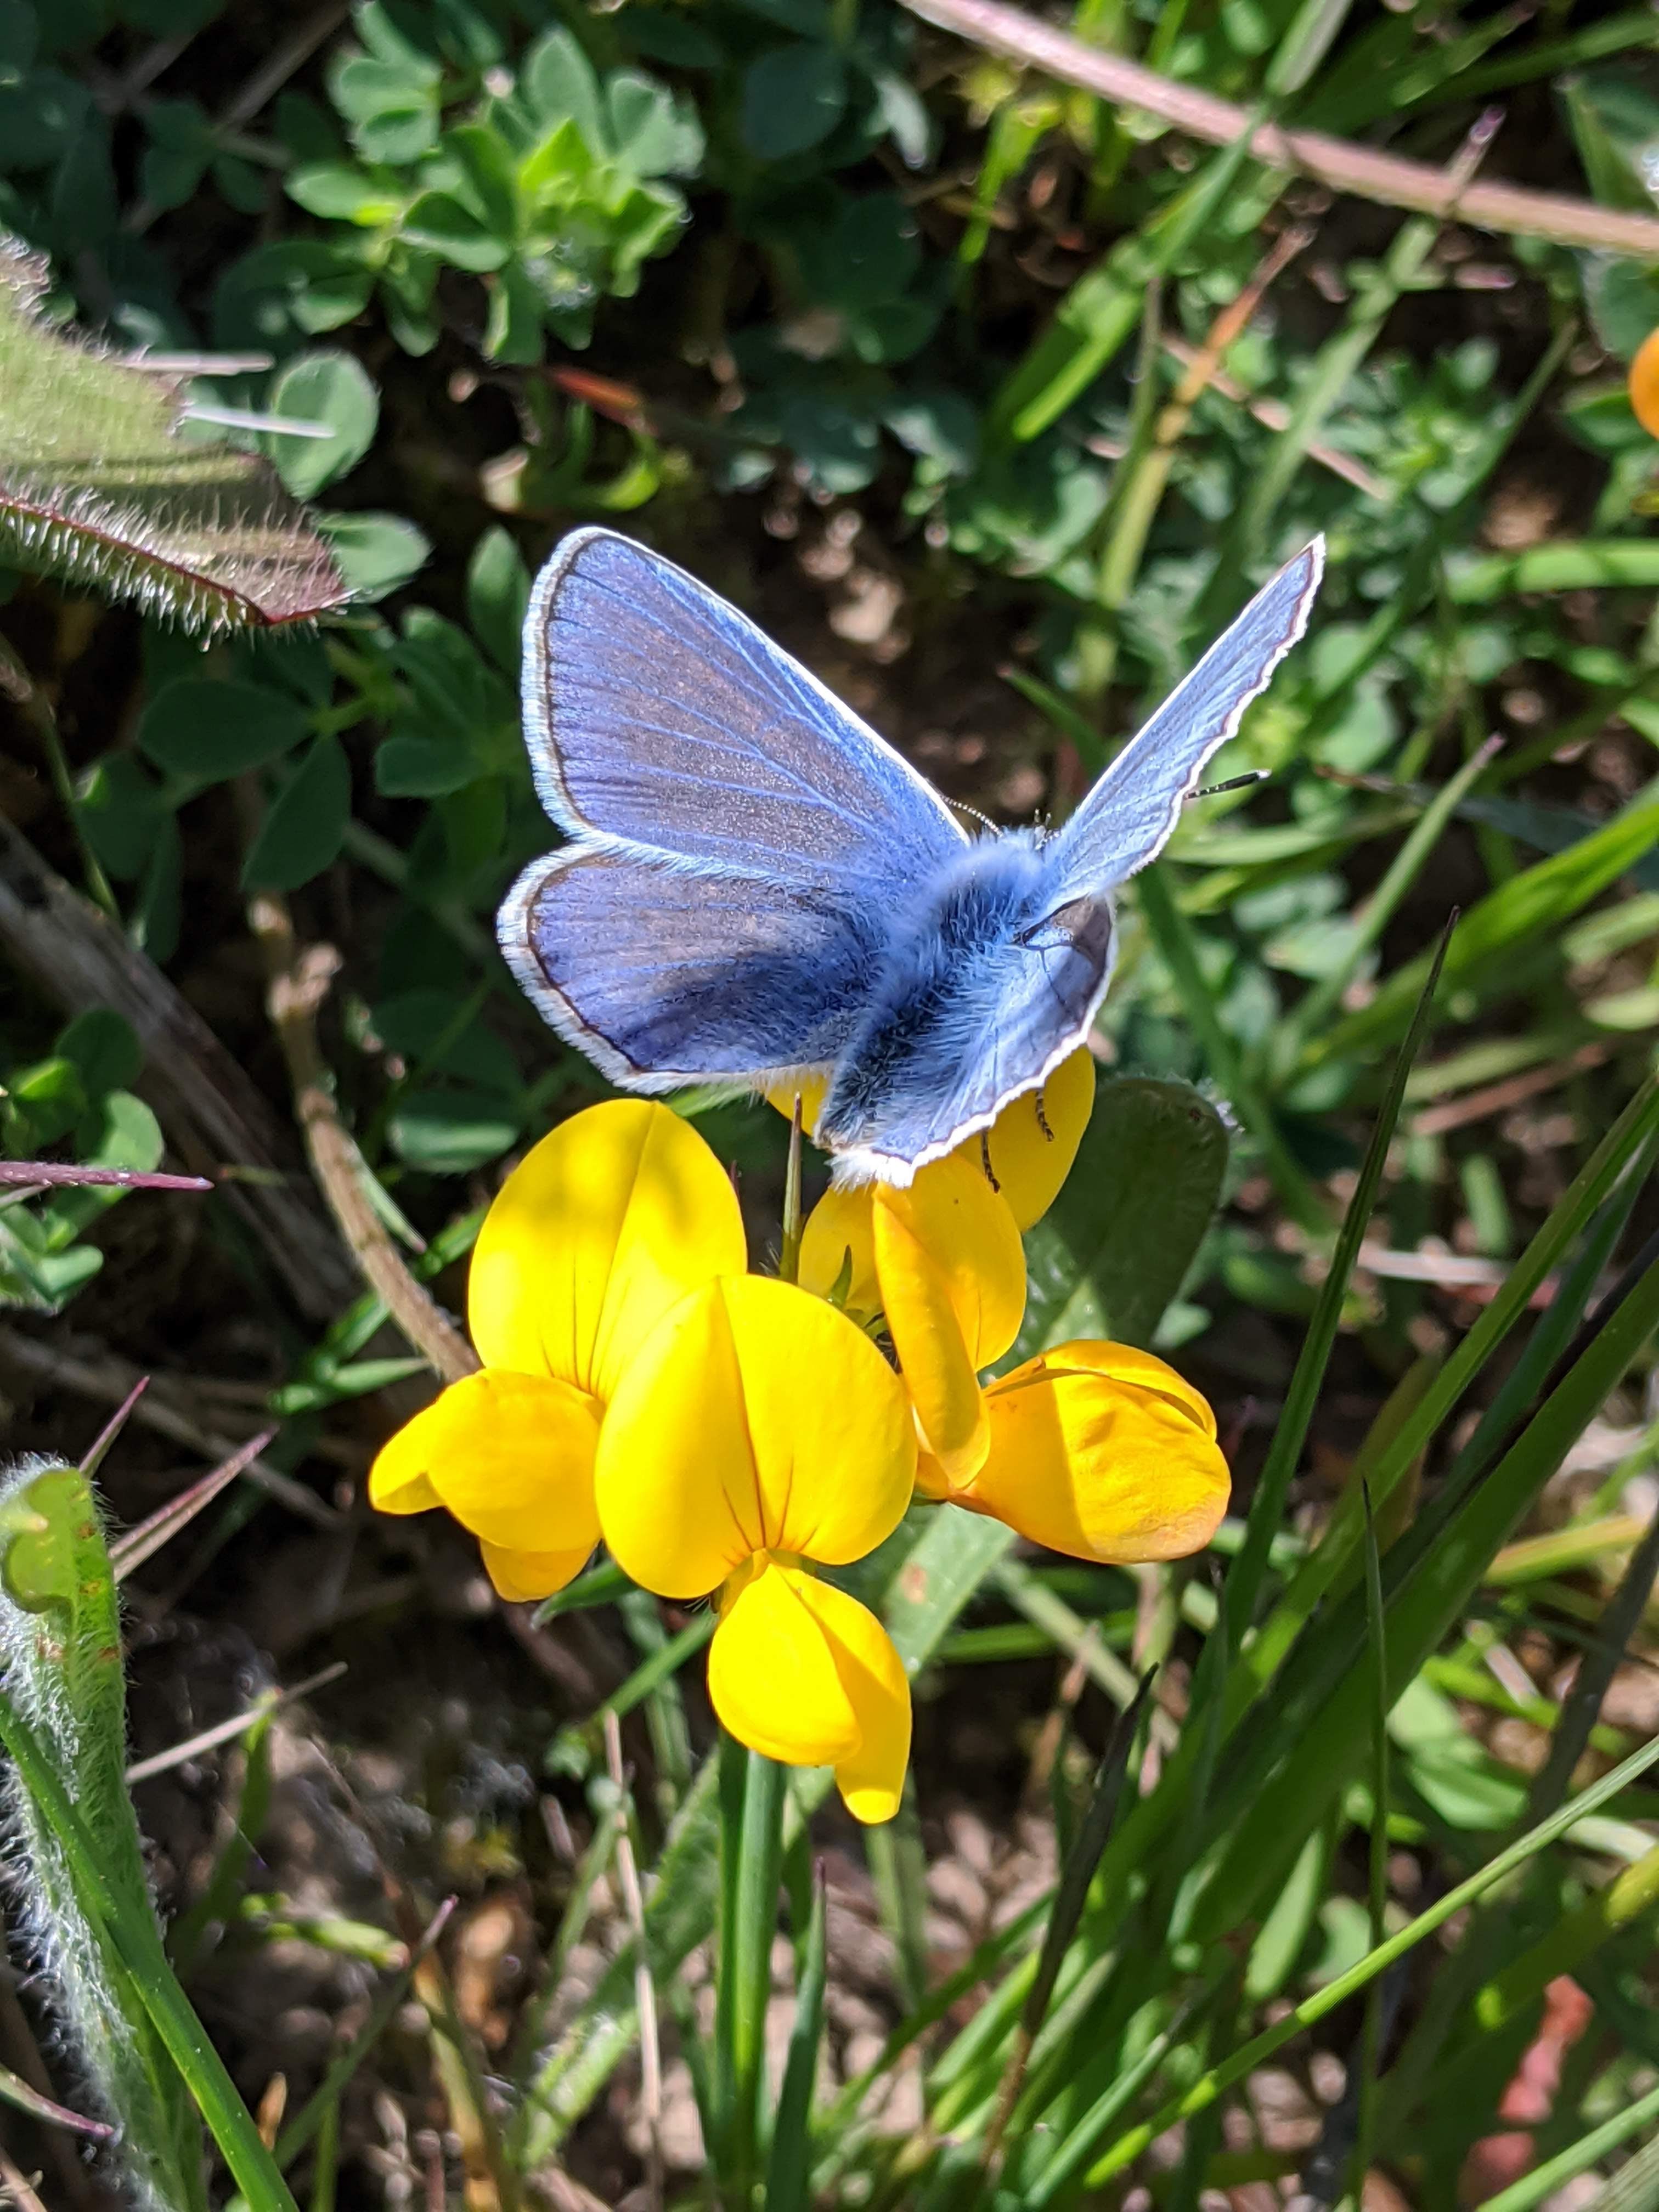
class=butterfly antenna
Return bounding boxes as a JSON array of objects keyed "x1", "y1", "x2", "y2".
[
  {"x1": 949, "y1": 798, "x2": 999, "y2": 836},
  {"x1": 1189, "y1": 769, "x2": 1269, "y2": 802}
]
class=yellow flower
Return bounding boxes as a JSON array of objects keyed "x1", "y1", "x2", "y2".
[
  {"x1": 370, "y1": 1100, "x2": 746, "y2": 1600},
  {"x1": 796, "y1": 1051, "x2": 1094, "y2": 1469},
  {"x1": 867, "y1": 1154, "x2": 1025, "y2": 1482},
  {"x1": 980, "y1": 1046, "x2": 1096, "y2": 1233},
  {"x1": 774, "y1": 1047, "x2": 1096, "y2": 1234},
  {"x1": 595, "y1": 1274, "x2": 916, "y2": 1822},
  {"x1": 920, "y1": 1340, "x2": 1231, "y2": 1563}
]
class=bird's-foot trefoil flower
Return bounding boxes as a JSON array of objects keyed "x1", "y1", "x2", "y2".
[
  {"x1": 917, "y1": 1339, "x2": 1232, "y2": 1564},
  {"x1": 370, "y1": 1099, "x2": 746, "y2": 1600},
  {"x1": 793, "y1": 1051, "x2": 1098, "y2": 1480},
  {"x1": 594, "y1": 1273, "x2": 917, "y2": 1822}
]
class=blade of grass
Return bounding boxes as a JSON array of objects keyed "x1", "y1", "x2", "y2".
[
  {"x1": 1190, "y1": 1240, "x2": 1659, "y2": 1939},
  {"x1": 1347, "y1": 1487, "x2": 1390, "y2": 2212},
  {"x1": 1081, "y1": 1726, "x2": 1659, "y2": 2185},
  {"x1": 1278, "y1": 740, "x2": 1500, "y2": 1064},
  {"x1": 1303, "y1": 789, "x2": 1659, "y2": 1074},
  {"x1": 1134, "y1": 862, "x2": 1330, "y2": 1235},
  {"x1": 1226, "y1": 914, "x2": 1455, "y2": 1654},
  {"x1": 1477, "y1": 2078, "x2": 1659, "y2": 2212},
  {"x1": 274, "y1": 1899, "x2": 456, "y2": 2175},
  {"x1": 765, "y1": 1863, "x2": 828, "y2": 2212},
  {"x1": 983, "y1": 1674, "x2": 1154, "y2": 2172}
]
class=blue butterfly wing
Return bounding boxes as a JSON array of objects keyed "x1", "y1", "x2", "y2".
[
  {"x1": 1046, "y1": 539, "x2": 1324, "y2": 901},
  {"x1": 521, "y1": 528, "x2": 967, "y2": 891},
  {"x1": 501, "y1": 847, "x2": 885, "y2": 1087}
]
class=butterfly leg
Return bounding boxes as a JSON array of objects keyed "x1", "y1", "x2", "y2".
[
  {"x1": 980, "y1": 1131, "x2": 1001, "y2": 1192},
  {"x1": 1035, "y1": 1092, "x2": 1054, "y2": 1143}
]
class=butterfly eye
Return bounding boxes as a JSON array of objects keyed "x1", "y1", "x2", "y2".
[{"x1": 1016, "y1": 897, "x2": 1113, "y2": 958}]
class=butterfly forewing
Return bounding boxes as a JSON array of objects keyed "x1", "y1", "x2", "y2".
[
  {"x1": 1046, "y1": 539, "x2": 1324, "y2": 902},
  {"x1": 521, "y1": 529, "x2": 966, "y2": 896}
]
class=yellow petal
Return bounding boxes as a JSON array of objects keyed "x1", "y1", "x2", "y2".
[
  {"x1": 980, "y1": 1047, "x2": 1097, "y2": 1231},
  {"x1": 368, "y1": 1404, "x2": 446, "y2": 1515},
  {"x1": 708, "y1": 1562, "x2": 910, "y2": 1824},
  {"x1": 956, "y1": 1340, "x2": 1230, "y2": 1562},
  {"x1": 595, "y1": 1274, "x2": 916, "y2": 1598},
  {"x1": 369, "y1": 1368, "x2": 601, "y2": 1561},
  {"x1": 479, "y1": 1540, "x2": 593, "y2": 1602},
  {"x1": 798, "y1": 1184, "x2": 880, "y2": 1321},
  {"x1": 764, "y1": 1071, "x2": 832, "y2": 1141},
  {"x1": 872, "y1": 1153, "x2": 1026, "y2": 1480},
  {"x1": 469, "y1": 1100, "x2": 746, "y2": 1402}
]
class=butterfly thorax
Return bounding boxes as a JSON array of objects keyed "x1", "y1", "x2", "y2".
[{"x1": 817, "y1": 832, "x2": 1114, "y2": 1173}]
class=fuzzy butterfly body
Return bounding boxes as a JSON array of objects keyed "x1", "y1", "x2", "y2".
[{"x1": 500, "y1": 528, "x2": 1324, "y2": 1184}]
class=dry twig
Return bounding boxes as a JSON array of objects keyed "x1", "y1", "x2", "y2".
[
  {"x1": 247, "y1": 891, "x2": 478, "y2": 1386},
  {"x1": 901, "y1": 0, "x2": 1659, "y2": 257},
  {"x1": 0, "y1": 812, "x2": 359, "y2": 1319}
]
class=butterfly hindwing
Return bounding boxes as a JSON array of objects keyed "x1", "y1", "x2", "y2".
[{"x1": 501, "y1": 846, "x2": 885, "y2": 1088}]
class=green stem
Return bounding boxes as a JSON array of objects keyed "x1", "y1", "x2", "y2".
[
  {"x1": 0, "y1": 635, "x2": 119, "y2": 920},
  {"x1": 715, "y1": 1742, "x2": 788, "y2": 2208}
]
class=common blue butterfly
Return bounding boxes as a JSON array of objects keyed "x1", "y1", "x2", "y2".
[{"x1": 500, "y1": 529, "x2": 1324, "y2": 1184}]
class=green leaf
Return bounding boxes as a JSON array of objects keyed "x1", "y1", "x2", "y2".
[
  {"x1": 388, "y1": 1085, "x2": 522, "y2": 1172},
  {"x1": 77, "y1": 752, "x2": 168, "y2": 878},
  {"x1": 314, "y1": 510, "x2": 430, "y2": 599},
  {"x1": 138, "y1": 677, "x2": 310, "y2": 778},
  {"x1": 604, "y1": 71, "x2": 703, "y2": 176},
  {"x1": 465, "y1": 524, "x2": 530, "y2": 675},
  {"x1": 402, "y1": 188, "x2": 511, "y2": 270},
  {"x1": 265, "y1": 348, "x2": 379, "y2": 498},
  {"x1": 0, "y1": 1464, "x2": 217, "y2": 2210},
  {"x1": 57, "y1": 1009, "x2": 141, "y2": 1099},
  {"x1": 741, "y1": 44, "x2": 847, "y2": 158},
  {"x1": 1017, "y1": 1077, "x2": 1228, "y2": 1357},
  {"x1": 285, "y1": 161, "x2": 402, "y2": 222},
  {"x1": 241, "y1": 735, "x2": 352, "y2": 891},
  {"x1": 520, "y1": 25, "x2": 606, "y2": 146},
  {"x1": 329, "y1": 52, "x2": 440, "y2": 163}
]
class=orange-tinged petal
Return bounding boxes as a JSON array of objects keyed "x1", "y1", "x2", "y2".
[
  {"x1": 369, "y1": 1368, "x2": 601, "y2": 1560},
  {"x1": 479, "y1": 1540, "x2": 594, "y2": 1602},
  {"x1": 872, "y1": 1153, "x2": 1025, "y2": 1480},
  {"x1": 981, "y1": 1047, "x2": 1097, "y2": 1231},
  {"x1": 1632, "y1": 326, "x2": 1659, "y2": 439},
  {"x1": 878, "y1": 1152, "x2": 1025, "y2": 1367},
  {"x1": 955, "y1": 1339, "x2": 1229, "y2": 1562},
  {"x1": 595, "y1": 1275, "x2": 916, "y2": 1599},
  {"x1": 799, "y1": 1184, "x2": 880, "y2": 1321},
  {"x1": 469, "y1": 1100, "x2": 746, "y2": 1401},
  {"x1": 764, "y1": 1071, "x2": 832, "y2": 1141},
  {"x1": 708, "y1": 1562, "x2": 910, "y2": 1824}
]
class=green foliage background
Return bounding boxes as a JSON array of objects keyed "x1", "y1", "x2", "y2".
[{"x1": 5, "y1": 0, "x2": 1659, "y2": 2207}]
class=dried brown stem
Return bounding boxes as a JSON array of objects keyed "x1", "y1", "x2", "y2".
[
  {"x1": 901, "y1": 0, "x2": 1659, "y2": 257},
  {"x1": 0, "y1": 1324, "x2": 336, "y2": 1528},
  {"x1": 247, "y1": 891, "x2": 478, "y2": 1386},
  {"x1": 0, "y1": 811, "x2": 359, "y2": 1318}
]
